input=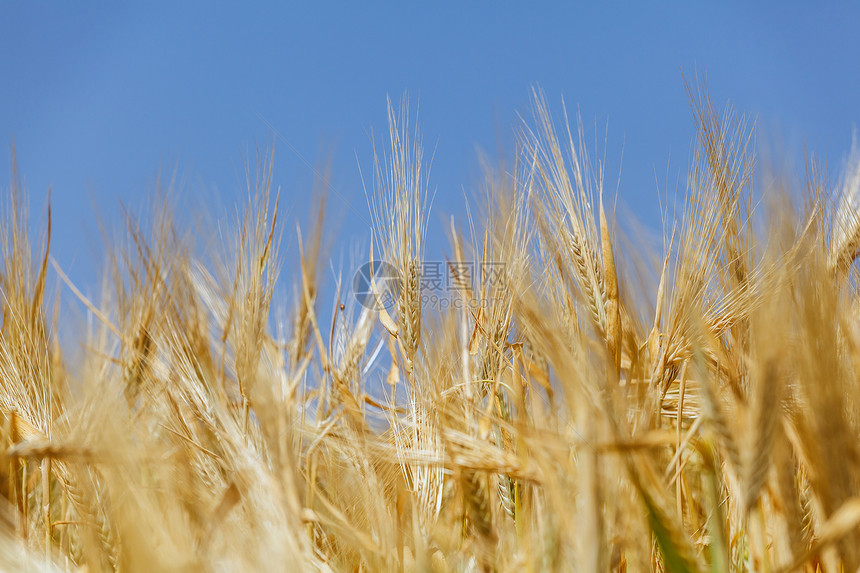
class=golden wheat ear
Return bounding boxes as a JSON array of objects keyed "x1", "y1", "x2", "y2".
[{"x1": 368, "y1": 95, "x2": 429, "y2": 382}]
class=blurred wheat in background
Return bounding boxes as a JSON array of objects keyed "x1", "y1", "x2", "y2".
[{"x1": 3, "y1": 83, "x2": 860, "y2": 572}]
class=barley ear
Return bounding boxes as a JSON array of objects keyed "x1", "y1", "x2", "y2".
[
  {"x1": 600, "y1": 195, "x2": 621, "y2": 375},
  {"x1": 647, "y1": 237, "x2": 674, "y2": 390}
]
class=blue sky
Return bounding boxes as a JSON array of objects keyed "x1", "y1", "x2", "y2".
[{"x1": 2, "y1": 3, "x2": 859, "y2": 297}]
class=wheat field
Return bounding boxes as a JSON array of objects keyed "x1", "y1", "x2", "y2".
[{"x1": 2, "y1": 84, "x2": 860, "y2": 572}]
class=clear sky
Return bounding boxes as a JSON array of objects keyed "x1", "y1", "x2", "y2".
[{"x1": 2, "y1": 2, "x2": 859, "y2": 295}]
